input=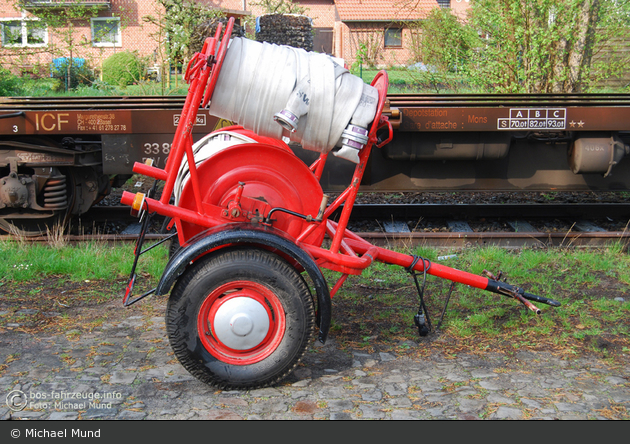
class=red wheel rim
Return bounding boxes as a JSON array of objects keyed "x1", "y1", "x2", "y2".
[{"x1": 197, "y1": 280, "x2": 286, "y2": 365}]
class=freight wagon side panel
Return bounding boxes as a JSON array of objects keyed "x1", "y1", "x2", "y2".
[{"x1": 100, "y1": 110, "x2": 232, "y2": 174}]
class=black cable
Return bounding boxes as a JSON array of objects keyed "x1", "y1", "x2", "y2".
[
  {"x1": 436, "y1": 281, "x2": 456, "y2": 331},
  {"x1": 406, "y1": 254, "x2": 433, "y2": 335}
]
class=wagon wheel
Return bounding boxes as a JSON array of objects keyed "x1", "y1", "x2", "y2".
[
  {"x1": 0, "y1": 211, "x2": 66, "y2": 237},
  {"x1": 166, "y1": 248, "x2": 316, "y2": 390},
  {"x1": 0, "y1": 167, "x2": 70, "y2": 237},
  {"x1": 0, "y1": 137, "x2": 69, "y2": 236}
]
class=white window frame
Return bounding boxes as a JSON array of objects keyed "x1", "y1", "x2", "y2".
[
  {"x1": 1, "y1": 18, "x2": 48, "y2": 48},
  {"x1": 91, "y1": 17, "x2": 121, "y2": 48}
]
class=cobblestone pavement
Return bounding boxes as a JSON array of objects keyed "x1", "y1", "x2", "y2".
[{"x1": 1, "y1": 299, "x2": 629, "y2": 421}]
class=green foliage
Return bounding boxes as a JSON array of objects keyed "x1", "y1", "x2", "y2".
[
  {"x1": 350, "y1": 42, "x2": 369, "y2": 72},
  {"x1": 0, "y1": 68, "x2": 22, "y2": 96},
  {"x1": 145, "y1": 0, "x2": 223, "y2": 64},
  {"x1": 102, "y1": 51, "x2": 147, "y2": 87},
  {"x1": 250, "y1": 0, "x2": 308, "y2": 15},
  {"x1": 467, "y1": 0, "x2": 630, "y2": 92},
  {"x1": 405, "y1": 8, "x2": 479, "y2": 93},
  {"x1": 408, "y1": 8, "x2": 476, "y2": 75},
  {"x1": 406, "y1": 0, "x2": 630, "y2": 93},
  {"x1": 350, "y1": 32, "x2": 383, "y2": 69},
  {"x1": 51, "y1": 59, "x2": 95, "y2": 92},
  {"x1": 8, "y1": 76, "x2": 190, "y2": 97}
]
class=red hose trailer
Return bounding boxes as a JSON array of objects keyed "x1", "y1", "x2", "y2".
[{"x1": 121, "y1": 18, "x2": 560, "y2": 390}]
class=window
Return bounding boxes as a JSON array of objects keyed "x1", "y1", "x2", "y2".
[
  {"x1": 437, "y1": 0, "x2": 451, "y2": 7},
  {"x1": 91, "y1": 17, "x2": 121, "y2": 47},
  {"x1": 1, "y1": 19, "x2": 47, "y2": 47},
  {"x1": 384, "y1": 28, "x2": 402, "y2": 48}
]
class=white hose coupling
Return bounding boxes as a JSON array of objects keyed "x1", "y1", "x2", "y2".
[
  {"x1": 342, "y1": 124, "x2": 370, "y2": 160},
  {"x1": 342, "y1": 124, "x2": 369, "y2": 147},
  {"x1": 274, "y1": 76, "x2": 311, "y2": 133},
  {"x1": 334, "y1": 124, "x2": 369, "y2": 164},
  {"x1": 274, "y1": 109, "x2": 300, "y2": 132}
]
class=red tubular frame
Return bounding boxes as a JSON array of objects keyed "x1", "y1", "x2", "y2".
[{"x1": 122, "y1": 17, "x2": 559, "y2": 314}]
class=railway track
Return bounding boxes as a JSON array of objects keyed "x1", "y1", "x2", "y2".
[
  {"x1": 4, "y1": 92, "x2": 630, "y2": 237},
  {"x1": 2, "y1": 202, "x2": 628, "y2": 249},
  {"x1": 3, "y1": 225, "x2": 628, "y2": 249}
]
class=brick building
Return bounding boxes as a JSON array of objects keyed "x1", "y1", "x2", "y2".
[
  {"x1": 0, "y1": 0, "x2": 168, "y2": 74},
  {"x1": 0, "y1": 0, "x2": 471, "y2": 75}
]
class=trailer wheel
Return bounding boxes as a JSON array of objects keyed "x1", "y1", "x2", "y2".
[{"x1": 166, "y1": 248, "x2": 315, "y2": 390}]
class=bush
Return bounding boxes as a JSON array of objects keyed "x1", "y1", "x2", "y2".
[
  {"x1": 51, "y1": 58, "x2": 95, "y2": 91},
  {"x1": 102, "y1": 51, "x2": 147, "y2": 87},
  {"x1": 0, "y1": 68, "x2": 22, "y2": 96}
]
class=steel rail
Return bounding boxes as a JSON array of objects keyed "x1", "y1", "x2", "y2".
[
  {"x1": 344, "y1": 202, "x2": 630, "y2": 220},
  {"x1": 84, "y1": 202, "x2": 630, "y2": 224},
  {"x1": 355, "y1": 230, "x2": 630, "y2": 249},
  {"x1": 2, "y1": 230, "x2": 628, "y2": 249},
  {"x1": 387, "y1": 93, "x2": 630, "y2": 106},
  {"x1": 3, "y1": 93, "x2": 630, "y2": 111}
]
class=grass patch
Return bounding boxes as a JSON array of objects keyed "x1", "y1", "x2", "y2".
[
  {"x1": 16, "y1": 76, "x2": 189, "y2": 97},
  {"x1": 12, "y1": 67, "x2": 629, "y2": 98},
  {"x1": 0, "y1": 240, "x2": 168, "y2": 333},
  {"x1": 324, "y1": 244, "x2": 630, "y2": 364},
  {"x1": 351, "y1": 67, "x2": 478, "y2": 94},
  {"x1": 0, "y1": 240, "x2": 167, "y2": 283},
  {"x1": 0, "y1": 241, "x2": 628, "y2": 365}
]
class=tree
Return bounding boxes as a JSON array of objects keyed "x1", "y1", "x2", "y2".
[
  {"x1": 143, "y1": 0, "x2": 223, "y2": 69},
  {"x1": 143, "y1": 1, "x2": 228, "y2": 91},
  {"x1": 349, "y1": 28, "x2": 384, "y2": 69},
  {"x1": 250, "y1": 0, "x2": 308, "y2": 15},
  {"x1": 408, "y1": 8, "x2": 477, "y2": 74},
  {"x1": 466, "y1": 0, "x2": 630, "y2": 93},
  {"x1": 41, "y1": 5, "x2": 98, "y2": 91},
  {"x1": 406, "y1": 0, "x2": 630, "y2": 93}
]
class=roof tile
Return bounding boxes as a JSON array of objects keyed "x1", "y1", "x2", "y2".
[{"x1": 335, "y1": 0, "x2": 438, "y2": 22}]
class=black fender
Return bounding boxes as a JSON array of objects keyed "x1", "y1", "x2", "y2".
[{"x1": 156, "y1": 223, "x2": 332, "y2": 343}]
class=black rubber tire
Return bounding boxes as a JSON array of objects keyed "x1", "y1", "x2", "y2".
[{"x1": 166, "y1": 247, "x2": 316, "y2": 390}]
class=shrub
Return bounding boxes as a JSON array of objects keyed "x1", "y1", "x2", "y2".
[
  {"x1": 0, "y1": 68, "x2": 22, "y2": 96},
  {"x1": 102, "y1": 51, "x2": 147, "y2": 87},
  {"x1": 51, "y1": 58, "x2": 95, "y2": 91}
]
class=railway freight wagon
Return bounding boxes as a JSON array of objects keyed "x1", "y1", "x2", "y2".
[{"x1": 1, "y1": 93, "x2": 630, "y2": 235}]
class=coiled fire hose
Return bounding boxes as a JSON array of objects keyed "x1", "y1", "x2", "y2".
[
  {"x1": 206, "y1": 37, "x2": 379, "y2": 163},
  {"x1": 173, "y1": 130, "x2": 257, "y2": 205}
]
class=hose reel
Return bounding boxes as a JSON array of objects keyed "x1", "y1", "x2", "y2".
[{"x1": 206, "y1": 37, "x2": 379, "y2": 164}]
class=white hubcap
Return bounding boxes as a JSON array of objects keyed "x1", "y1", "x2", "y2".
[{"x1": 213, "y1": 297, "x2": 270, "y2": 350}]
